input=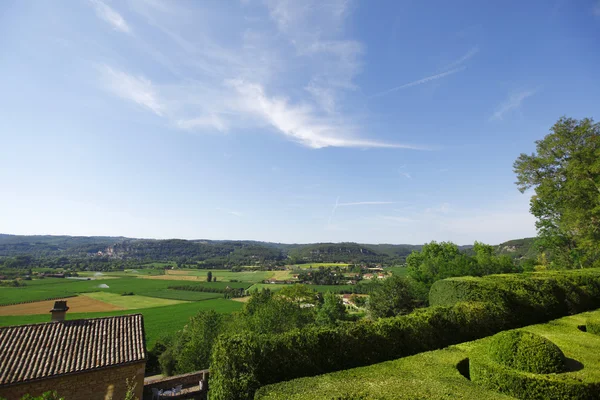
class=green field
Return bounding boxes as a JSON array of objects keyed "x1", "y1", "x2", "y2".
[
  {"x1": 385, "y1": 266, "x2": 410, "y2": 277},
  {"x1": 179, "y1": 269, "x2": 274, "y2": 283},
  {"x1": 289, "y1": 263, "x2": 350, "y2": 269},
  {"x1": 140, "y1": 289, "x2": 224, "y2": 301},
  {"x1": 83, "y1": 292, "x2": 188, "y2": 308},
  {"x1": 0, "y1": 277, "x2": 242, "y2": 305},
  {"x1": 0, "y1": 299, "x2": 243, "y2": 347},
  {"x1": 256, "y1": 309, "x2": 600, "y2": 399},
  {"x1": 247, "y1": 283, "x2": 355, "y2": 293}
]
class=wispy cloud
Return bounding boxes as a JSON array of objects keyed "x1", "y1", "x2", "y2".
[
  {"x1": 594, "y1": 0, "x2": 600, "y2": 16},
  {"x1": 338, "y1": 201, "x2": 396, "y2": 206},
  {"x1": 441, "y1": 46, "x2": 479, "y2": 71},
  {"x1": 216, "y1": 208, "x2": 243, "y2": 217},
  {"x1": 369, "y1": 67, "x2": 465, "y2": 99},
  {"x1": 227, "y1": 79, "x2": 423, "y2": 149},
  {"x1": 90, "y1": 0, "x2": 131, "y2": 34},
  {"x1": 328, "y1": 197, "x2": 396, "y2": 226},
  {"x1": 490, "y1": 89, "x2": 537, "y2": 120},
  {"x1": 93, "y1": 0, "x2": 426, "y2": 150},
  {"x1": 98, "y1": 65, "x2": 164, "y2": 116}
]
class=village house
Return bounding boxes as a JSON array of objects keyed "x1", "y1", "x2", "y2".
[{"x1": 0, "y1": 301, "x2": 146, "y2": 400}]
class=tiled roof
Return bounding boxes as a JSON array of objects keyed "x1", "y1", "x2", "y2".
[{"x1": 0, "y1": 314, "x2": 146, "y2": 386}]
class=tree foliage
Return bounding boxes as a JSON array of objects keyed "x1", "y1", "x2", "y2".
[
  {"x1": 406, "y1": 241, "x2": 517, "y2": 286},
  {"x1": 368, "y1": 275, "x2": 427, "y2": 318},
  {"x1": 316, "y1": 292, "x2": 347, "y2": 325},
  {"x1": 514, "y1": 117, "x2": 600, "y2": 268}
]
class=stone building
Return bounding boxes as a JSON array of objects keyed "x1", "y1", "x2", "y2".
[{"x1": 0, "y1": 302, "x2": 146, "y2": 400}]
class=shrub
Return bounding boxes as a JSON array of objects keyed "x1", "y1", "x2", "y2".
[
  {"x1": 429, "y1": 269, "x2": 600, "y2": 325},
  {"x1": 587, "y1": 317, "x2": 600, "y2": 335},
  {"x1": 488, "y1": 330, "x2": 565, "y2": 374},
  {"x1": 470, "y1": 341, "x2": 599, "y2": 400}
]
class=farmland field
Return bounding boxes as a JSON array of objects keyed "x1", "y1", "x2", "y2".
[
  {"x1": 385, "y1": 266, "x2": 410, "y2": 277},
  {"x1": 0, "y1": 268, "x2": 358, "y2": 348},
  {"x1": 0, "y1": 299, "x2": 243, "y2": 347},
  {"x1": 83, "y1": 292, "x2": 188, "y2": 309},
  {"x1": 140, "y1": 289, "x2": 224, "y2": 301},
  {"x1": 288, "y1": 263, "x2": 350, "y2": 269},
  {"x1": 0, "y1": 276, "x2": 238, "y2": 305},
  {"x1": 0, "y1": 295, "x2": 122, "y2": 316}
]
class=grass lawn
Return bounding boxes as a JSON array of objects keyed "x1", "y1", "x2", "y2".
[
  {"x1": 0, "y1": 298, "x2": 243, "y2": 348},
  {"x1": 385, "y1": 266, "x2": 410, "y2": 277},
  {"x1": 256, "y1": 309, "x2": 600, "y2": 399},
  {"x1": 82, "y1": 292, "x2": 188, "y2": 309}
]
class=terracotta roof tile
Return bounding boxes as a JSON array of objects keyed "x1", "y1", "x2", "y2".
[{"x1": 0, "y1": 314, "x2": 146, "y2": 386}]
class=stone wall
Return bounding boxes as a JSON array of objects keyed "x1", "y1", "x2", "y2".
[
  {"x1": 0, "y1": 362, "x2": 145, "y2": 400},
  {"x1": 143, "y1": 370, "x2": 208, "y2": 400}
]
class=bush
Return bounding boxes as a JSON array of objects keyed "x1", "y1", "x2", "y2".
[
  {"x1": 488, "y1": 330, "x2": 565, "y2": 374},
  {"x1": 587, "y1": 317, "x2": 600, "y2": 335},
  {"x1": 470, "y1": 342, "x2": 598, "y2": 400}
]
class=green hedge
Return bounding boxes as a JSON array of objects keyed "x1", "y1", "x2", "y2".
[
  {"x1": 429, "y1": 269, "x2": 600, "y2": 325},
  {"x1": 210, "y1": 302, "x2": 512, "y2": 400},
  {"x1": 488, "y1": 330, "x2": 565, "y2": 374},
  {"x1": 210, "y1": 269, "x2": 600, "y2": 400},
  {"x1": 470, "y1": 341, "x2": 599, "y2": 399},
  {"x1": 587, "y1": 317, "x2": 600, "y2": 335}
]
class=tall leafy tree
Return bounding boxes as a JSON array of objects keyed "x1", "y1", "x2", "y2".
[
  {"x1": 368, "y1": 275, "x2": 426, "y2": 318},
  {"x1": 316, "y1": 292, "x2": 347, "y2": 325},
  {"x1": 514, "y1": 117, "x2": 600, "y2": 268}
]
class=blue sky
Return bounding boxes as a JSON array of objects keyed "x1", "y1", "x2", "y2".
[{"x1": 1, "y1": 0, "x2": 599, "y2": 244}]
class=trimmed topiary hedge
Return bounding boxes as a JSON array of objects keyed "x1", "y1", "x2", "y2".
[
  {"x1": 429, "y1": 269, "x2": 600, "y2": 326},
  {"x1": 209, "y1": 302, "x2": 509, "y2": 400},
  {"x1": 470, "y1": 332, "x2": 599, "y2": 399},
  {"x1": 210, "y1": 269, "x2": 600, "y2": 400},
  {"x1": 587, "y1": 317, "x2": 600, "y2": 335},
  {"x1": 487, "y1": 330, "x2": 565, "y2": 374}
]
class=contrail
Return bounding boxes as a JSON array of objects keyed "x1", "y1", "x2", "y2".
[{"x1": 369, "y1": 67, "x2": 465, "y2": 99}]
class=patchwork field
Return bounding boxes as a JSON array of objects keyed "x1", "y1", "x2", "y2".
[
  {"x1": 0, "y1": 268, "x2": 359, "y2": 348},
  {"x1": 256, "y1": 309, "x2": 600, "y2": 399},
  {"x1": 0, "y1": 295, "x2": 123, "y2": 316},
  {"x1": 0, "y1": 298, "x2": 243, "y2": 347}
]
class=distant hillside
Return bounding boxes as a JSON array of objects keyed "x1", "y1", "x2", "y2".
[
  {"x1": 495, "y1": 237, "x2": 537, "y2": 259},
  {"x1": 0, "y1": 234, "x2": 538, "y2": 266}
]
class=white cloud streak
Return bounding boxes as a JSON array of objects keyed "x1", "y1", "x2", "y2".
[
  {"x1": 328, "y1": 197, "x2": 395, "y2": 227},
  {"x1": 216, "y1": 208, "x2": 243, "y2": 217},
  {"x1": 338, "y1": 201, "x2": 396, "y2": 206},
  {"x1": 441, "y1": 46, "x2": 479, "y2": 71},
  {"x1": 490, "y1": 89, "x2": 537, "y2": 120},
  {"x1": 94, "y1": 0, "x2": 428, "y2": 149},
  {"x1": 369, "y1": 67, "x2": 465, "y2": 99},
  {"x1": 90, "y1": 0, "x2": 131, "y2": 34},
  {"x1": 227, "y1": 79, "x2": 423, "y2": 149},
  {"x1": 594, "y1": 0, "x2": 600, "y2": 16},
  {"x1": 99, "y1": 65, "x2": 164, "y2": 116}
]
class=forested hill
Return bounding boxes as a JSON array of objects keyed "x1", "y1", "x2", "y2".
[{"x1": 0, "y1": 234, "x2": 536, "y2": 266}]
